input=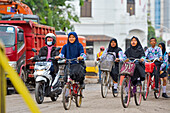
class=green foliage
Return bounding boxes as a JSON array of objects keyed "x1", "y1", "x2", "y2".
[
  {"x1": 156, "y1": 37, "x2": 165, "y2": 44},
  {"x1": 23, "y1": 0, "x2": 82, "y2": 31},
  {"x1": 147, "y1": 24, "x2": 155, "y2": 46},
  {"x1": 147, "y1": 20, "x2": 165, "y2": 46}
]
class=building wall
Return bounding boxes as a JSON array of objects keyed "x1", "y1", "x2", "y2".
[
  {"x1": 164, "y1": 0, "x2": 170, "y2": 29},
  {"x1": 70, "y1": 0, "x2": 148, "y2": 59}
]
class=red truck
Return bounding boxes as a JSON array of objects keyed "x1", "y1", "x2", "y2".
[
  {"x1": 0, "y1": 20, "x2": 56, "y2": 86},
  {"x1": 0, "y1": 20, "x2": 86, "y2": 88}
]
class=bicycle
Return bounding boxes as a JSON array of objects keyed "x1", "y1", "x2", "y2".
[
  {"x1": 120, "y1": 59, "x2": 142, "y2": 108},
  {"x1": 62, "y1": 58, "x2": 83, "y2": 110},
  {"x1": 100, "y1": 52, "x2": 120, "y2": 98},
  {"x1": 143, "y1": 59, "x2": 162, "y2": 100}
]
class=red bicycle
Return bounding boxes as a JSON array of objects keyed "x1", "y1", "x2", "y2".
[
  {"x1": 62, "y1": 58, "x2": 83, "y2": 110},
  {"x1": 143, "y1": 59, "x2": 162, "y2": 100}
]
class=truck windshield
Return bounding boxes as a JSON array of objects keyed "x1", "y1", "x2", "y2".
[{"x1": 0, "y1": 26, "x2": 15, "y2": 47}]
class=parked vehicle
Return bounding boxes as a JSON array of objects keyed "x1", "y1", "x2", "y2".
[{"x1": 0, "y1": 20, "x2": 56, "y2": 88}]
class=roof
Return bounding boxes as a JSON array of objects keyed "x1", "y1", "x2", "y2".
[{"x1": 82, "y1": 35, "x2": 112, "y2": 41}]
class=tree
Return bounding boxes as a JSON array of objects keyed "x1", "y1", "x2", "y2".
[
  {"x1": 147, "y1": 20, "x2": 165, "y2": 46},
  {"x1": 23, "y1": 0, "x2": 84, "y2": 31},
  {"x1": 147, "y1": 20, "x2": 155, "y2": 46}
]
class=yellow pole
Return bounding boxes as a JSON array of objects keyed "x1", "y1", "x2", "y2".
[
  {"x1": 0, "y1": 49, "x2": 41, "y2": 113},
  {"x1": 0, "y1": 65, "x2": 6, "y2": 113},
  {"x1": 0, "y1": 42, "x2": 6, "y2": 113}
]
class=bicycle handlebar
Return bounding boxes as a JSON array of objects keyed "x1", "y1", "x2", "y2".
[
  {"x1": 59, "y1": 58, "x2": 84, "y2": 64},
  {"x1": 123, "y1": 58, "x2": 141, "y2": 63},
  {"x1": 146, "y1": 58, "x2": 162, "y2": 63}
]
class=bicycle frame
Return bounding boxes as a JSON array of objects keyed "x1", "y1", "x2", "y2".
[
  {"x1": 65, "y1": 58, "x2": 81, "y2": 95},
  {"x1": 125, "y1": 75, "x2": 138, "y2": 97},
  {"x1": 62, "y1": 58, "x2": 83, "y2": 110},
  {"x1": 147, "y1": 73, "x2": 155, "y2": 89}
]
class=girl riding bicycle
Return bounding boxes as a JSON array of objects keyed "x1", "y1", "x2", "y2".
[
  {"x1": 55, "y1": 32, "x2": 86, "y2": 89},
  {"x1": 121, "y1": 36, "x2": 145, "y2": 86},
  {"x1": 158, "y1": 42, "x2": 169, "y2": 98},
  {"x1": 97, "y1": 38, "x2": 123, "y2": 94}
]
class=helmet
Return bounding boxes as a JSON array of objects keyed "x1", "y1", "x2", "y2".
[
  {"x1": 45, "y1": 33, "x2": 56, "y2": 45},
  {"x1": 100, "y1": 46, "x2": 105, "y2": 50}
]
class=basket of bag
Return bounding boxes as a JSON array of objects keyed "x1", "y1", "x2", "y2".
[
  {"x1": 100, "y1": 53, "x2": 115, "y2": 72},
  {"x1": 119, "y1": 62, "x2": 136, "y2": 76},
  {"x1": 145, "y1": 62, "x2": 155, "y2": 73}
]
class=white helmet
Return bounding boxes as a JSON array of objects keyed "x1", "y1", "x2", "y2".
[{"x1": 45, "y1": 33, "x2": 56, "y2": 45}]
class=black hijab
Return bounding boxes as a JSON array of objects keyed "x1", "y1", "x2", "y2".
[
  {"x1": 125, "y1": 36, "x2": 145, "y2": 58},
  {"x1": 158, "y1": 42, "x2": 166, "y2": 55},
  {"x1": 168, "y1": 52, "x2": 170, "y2": 63},
  {"x1": 107, "y1": 38, "x2": 122, "y2": 58}
]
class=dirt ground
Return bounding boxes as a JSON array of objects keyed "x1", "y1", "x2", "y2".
[{"x1": 6, "y1": 83, "x2": 170, "y2": 113}]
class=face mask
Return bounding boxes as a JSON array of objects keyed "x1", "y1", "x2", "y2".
[{"x1": 47, "y1": 41, "x2": 52, "y2": 46}]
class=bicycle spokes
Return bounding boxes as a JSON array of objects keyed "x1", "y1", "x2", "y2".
[{"x1": 121, "y1": 77, "x2": 131, "y2": 108}]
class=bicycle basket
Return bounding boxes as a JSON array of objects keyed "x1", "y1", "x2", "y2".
[
  {"x1": 145, "y1": 62, "x2": 155, "y2": 73},
  {"x1": 120, "y1": 62, "x2": 136, "y2": 76},
  {"x1": 100, "y1": 53, "x2": 115, "y2": 71},
  {"x1": 100, "y1": 60, "x2": 114, "y2": 71}
]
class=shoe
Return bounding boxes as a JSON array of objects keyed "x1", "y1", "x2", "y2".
[
  {"x1": 154, "y1": 88, "x2": 159, "y2": 93},
  {"x1": 65, "y1": 96, "x2": 69, "y2": 102},
  {"x1": 162, "y1": 93, "x2": 169, "y2": 98},
  {"x1": 124, "y1": 96, "x2": 128, "y2": 103},
  {"x1": 113, "y1": 89, "x2": 118, "y2": 94}
]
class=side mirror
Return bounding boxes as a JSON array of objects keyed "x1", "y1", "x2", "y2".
[
  {"x1": 32, "y1": 48, "x2": 37, "y2": 52},
  {"x1": 56, "y1": 47, "x2": 61, "y2": 51}
]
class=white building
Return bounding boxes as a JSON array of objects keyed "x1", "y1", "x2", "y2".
[{"x1": 70, "y1": 0, "x2": 148, "y2": 60}]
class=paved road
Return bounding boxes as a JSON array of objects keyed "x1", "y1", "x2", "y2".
[{"x1": 6, "y1": 83, "x2": 170, "y2": 113}]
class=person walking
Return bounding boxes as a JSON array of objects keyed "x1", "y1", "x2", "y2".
[{"x1": 97, "y1": 46, "x2": 105, "y2": 83}]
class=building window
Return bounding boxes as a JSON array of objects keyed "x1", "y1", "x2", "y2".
[
  {"x1": 127, "y1": 0, "x2": 135, "y2": 16},
  {"x1": 155, "y1": 0, "x2": 161, "y2": 29},
  {"x1": 81, "y1": 0, "x2": 92, "y2": 17}
]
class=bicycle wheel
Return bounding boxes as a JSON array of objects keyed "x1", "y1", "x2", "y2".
[
  {"x1": 112, "y1": 83, "x2": 119, "y2": 97},
  {"x1": 143, "y1": 73, "x2": 150, "y2": 100},
  {"x1": 121, "y1": 76, "x2": 131, "y2": 108},
  {"x1": 154, "y1": 78, "x2": 162, "y2": 99},
  {"x1": 63, "y1": 84, "x2": 72, "y2": 110},
  {"x1": 75, "y1": 87, "x2": 83, "y2": 107},
  {"x1": 134, "y1": 85, "x2": 142, "y2": 106},
  {"x1": 101, "y1": 71, "x2": 110, "y2": 98}
]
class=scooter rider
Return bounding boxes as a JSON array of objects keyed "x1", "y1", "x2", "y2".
[{"x1": 31, "y1": 33, "x2": 60, "y2": 90}]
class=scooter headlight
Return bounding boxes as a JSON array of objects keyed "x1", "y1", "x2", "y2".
[{"x1": 36, "y1": 70, "x2": 45, "y2": 75}]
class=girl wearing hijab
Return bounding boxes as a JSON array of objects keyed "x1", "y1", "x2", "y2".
[
  {"x1": 98, "y1": 38, "x2": 123, "y2": 93},
  {"x1": 158, "y1": 42, "x2": 169, "y2": 98},
  {"x1": 56, "y1": 32, "x2": 86, "y2": 88},
  {"x1": 123, "y1": 36, "x2": 145, "y2": 85}
]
